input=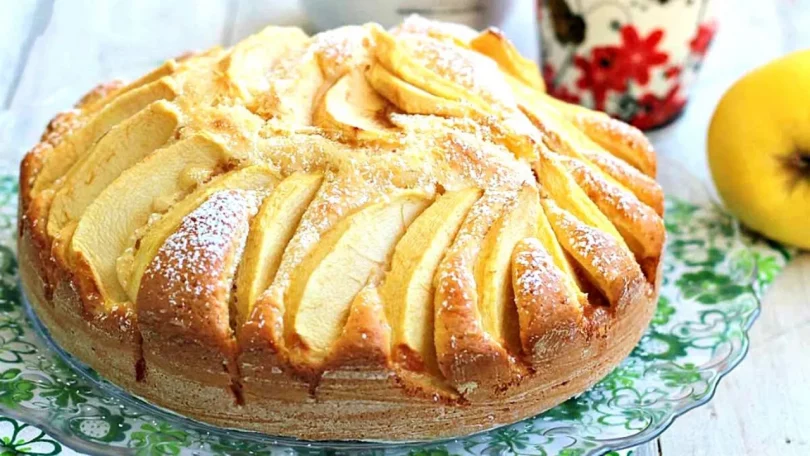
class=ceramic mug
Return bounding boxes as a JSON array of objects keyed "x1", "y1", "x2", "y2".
[{"x1": 538, "y1": 0, "x2": 720, "y2": 130}]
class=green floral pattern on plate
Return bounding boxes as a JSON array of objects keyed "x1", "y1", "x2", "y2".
[{"x1": 0, "y1": 170, "x2": 791, "y2": 456}]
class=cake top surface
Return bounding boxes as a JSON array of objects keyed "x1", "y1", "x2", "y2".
[{"x1": 23, "y1": 14, "x2": 664, "y2": 404}]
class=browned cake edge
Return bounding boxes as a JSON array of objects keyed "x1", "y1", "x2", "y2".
[{"x1": 18, "y1": 221, "x2": 659, "y2": 440}]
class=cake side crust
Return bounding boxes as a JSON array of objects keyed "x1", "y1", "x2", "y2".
[{"x1": 18, "y1": 226, "x2": 659, "y2": 440}]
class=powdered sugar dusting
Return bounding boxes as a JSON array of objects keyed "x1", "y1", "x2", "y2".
[
  {"x1": 402, "y1": 34, "x2": 516, "y2": 111},
  {"x1": 312, "y1": 25, "x2": 373, "y2": 80},
  {"x1": 514, "y1": 238, "x2": 559, "y2": 300},
  {"x1": 393, "y1": 14, "x2": 478, "y2": 43},
  {"x1": 143, "y1": 190, "x2": 254, "y2": 315},
  {"x1": 24, "y1": 14, "x2": 660, "y2": 388},
  {"x1": 546, "y1": 202, "x2": 643, "y2": 305},
  {"x1": 512, "y1": 238, "x2": 582, "y2": 351},
  {"x1": 41, "y1": 110, "x2": 84, "y2": 149}
]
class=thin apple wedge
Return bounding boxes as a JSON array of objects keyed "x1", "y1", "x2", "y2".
[
  {"x1": 381, "y1": 188, "x2": 480, "y2": 375},
  {"x1": 69, "y1": 133, "x2": 232, "y2": 304},
  {"x1": 371, "y1": 26, "x2": 515, "y2": 116},
  {"x1": 47, "y1": 100, "x2": 181, "y2": 238},
  {"x1": 470, "y1": 28, "x2": 545, "y2": 91},
  {"x1": 392, "y1": 14, "x2": 477, "y2": 45},
  {"x1": 284, "y1": 192, "x2": 432, "y2": 368},
  {"x1": 75, "y1": 60, "x2": 174, "y2": 115},
  {"x1": 434, "y1": 190, "x2": 526, "y2": 396},
  {"x1": 372, "y1": 25, "x2": 543, "y2": 163},
  {"x1": 534, "y1": 197, "x2": 583, "y2": 294},
  {"x1": 34, "y1": 49, "x2": 228, "y2": 196},
  {"x1": 506, "y1": 76, "x2": 663, "y2": 211},
  {"x1": 511, "y1": 237, "x2": 584, "y2": 365},
  {"x1": 542, "y1": 199, "x2": 647, "y2": 311},
  {"x1": 559, "y1": 155, "x2": 664, "y2": 261},
  {"x1": 33, "y1": 78, "x2": 180, "y2": 194},
  {"x1": 540, "y1": 94, "x2": 656, "y2": 176},
  {"x1": 221, "y1": 26, "x2": 310, "y2": 104},
  {"x1": 251, "y1": 47, "x2": 324, "y2": 126},
  {"x1": 534, "y1": 149, "x2": 629, "y2": 253},
  {"x1": 366, "y1": 63, "x2": 471, "y2": 118},
  {"x1": 313, "y1": 68, "x2": 396, "y2": 141},
  {"x1": 475, "y1": 185, "x2": 540, "y2": 354},
  {"x1": 367, "y1": 62, "x2": 539, "y2": 161},
  {"x1": 580, "y1": 150, "x2": 664, "y2": 216},
  {"x1": 125, "y1": 165, "x2": 281, "y2": 303},
  {"x1": 372, "y1": 27, "x2": 483, "y2": 108},
  {"x1": 138, "y1": 190, "x2": 253, "y2": 395},
  {"x1": 234, "y1": 173, "x2": 323, "y2": 326},
  {"x1": 324, "y1": 283, "x2": 391, "y2": 370}
]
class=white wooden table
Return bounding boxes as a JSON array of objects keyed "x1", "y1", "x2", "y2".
[{"x1": 2, "y1": 1, "x2": 808, "y2": 454}]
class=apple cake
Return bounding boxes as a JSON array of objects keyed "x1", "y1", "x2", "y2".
[{"x1": 18, "y1": 16, "x2": 665, "y2": 441}]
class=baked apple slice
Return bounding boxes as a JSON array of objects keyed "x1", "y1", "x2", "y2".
[
  {"x1": 125, "y1": 165, "x2": 281, "y2": 303},
  {"x1": 542, "y1": 198, "x2": 648, "y2": 310},
  {"x1": 47, "y1": 100, "x2": 181, "y2": 238},
  {"x1": 33, "y1": 78, "x2": 180, "y2": 195},
  {"x1": 392, "y1": 14, "x2": 477, "y2": 45},
  {"x1": 43, "y1": 33, "x2": 277, "y2": 199},
  {"x1": 560, "y1": 155, "x2": 664, "y2": 261},
  {"x1": 534, "y1": 195, "x2": 582, "y2": 288},
  {"x1": 434, "y1": 190, "x2": 525, "y2": 397},
  {"x1": 506, "y1": 74, "x2": 664, "y2": 212},
  {"x1": 368, "y1": 61, "x2": 539, "y2": 161},
  {"x1": 72, "y1": 60, "x2": 169, "y2": 116},
  {"x1": 511, "y1": 237, "x2": 584, "y2": 365},
  {"x1": 250, "y1": 37, "x2": 328, "y2": 126},
  {"x1": 470, "y1": 28, "x2": 545, "y2": 91},
  {"x1": 237, "y1": 178, "x2": 390, "y2": 400},
  {"x1": 234, "y1": 172, "x2": 323, "y2": 326},
  {"x1": 324, "y1": 282, "x2": 391, "y2": 370},
  {"x1": 31, "y1": 48, "x2": 232, "y2": 196},
  {"x1": 313, "y1": 68, "x2": 396, "y2": 141},
  {"x1": 366, "y1": 63, "x2": 471, "y2": 118},
  {"x1": 372, "y1": 27, "x2": 493, "y2": 112},
  {"x1": 371, "y1": 27, "x2": 541, "y2": 160},
  {"x1": 221, "y1": 26, "x2": 309, "y2": 104},
  {"x1": 70, "y1": 133, "x2": 230, "y2": 305},
  {"x1": 284, "y1": 191, "x2": 432, "y2": 371},
  {"x1": 255, "y1": 24, "x2": 377, "y2": 126},
  {"x1": 540, "y1": 94, "x2": 656, "y2": 176},
  {"x1": 96, "y1": 47, "x2": 220, "y2": 110},
  {"x1": 381, "y1": 188, "x2": 480, "y2": 377},
  {"x1": 534, "y1": 149, "x2": 629, "y2": 252},
  {"x1": 581, "y1": 150, "x2": 664, "y2": 216},
  {"x1": 475, "y1": 185, "x2": 540, "y2": 356},
  {"x1": 137, "y1": 190, "x2": 253, "y2": 407}
]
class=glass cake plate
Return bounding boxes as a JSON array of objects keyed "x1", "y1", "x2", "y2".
[{"x1": 0, "y1": 134, "x2": 793, "y2": 454}]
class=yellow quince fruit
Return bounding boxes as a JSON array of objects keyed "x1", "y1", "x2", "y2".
[{"x1": 708, "y1": 49, "x2": 810, "y2": 249}]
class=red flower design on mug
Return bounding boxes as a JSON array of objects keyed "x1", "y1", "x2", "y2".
[
  {"x1": 574, "y1": 46, "x2": 628, "y2": 110},
  {"x1": 549, "y1": 85, "x2": 582, "y2": 104},
  {"x1": 690, "y1": 20, "x2": 718, "y2": 56},
  {"x1": 543, "y1": 63, "x2": 582, "y2": 104},
  {"x1": 663, "y1": 66, "x2": 682, "y2": 80},
  {"x1": 542, "y1": 63, "x2": 556, "y2": 85},
  {"x1": 630, "y1": 84, "x2": 686, "y2": 130},
  {"x1": 617, "y1": 25, "x2": 669, "y2": 85}
]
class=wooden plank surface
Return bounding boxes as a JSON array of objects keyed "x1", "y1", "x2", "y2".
[
  {"x1": 659, "y1": 255, "x2": 810, "y2": 455},
  {"x1": 1, "y1": 1, "x2": 809, "y2": 455}
]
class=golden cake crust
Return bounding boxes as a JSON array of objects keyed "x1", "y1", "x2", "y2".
[{"x1": 18, "y1": 17, "x2": 664, "y2": 441}]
